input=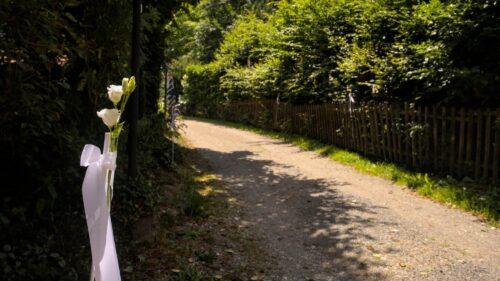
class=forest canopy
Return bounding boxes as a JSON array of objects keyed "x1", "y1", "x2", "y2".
[{"x1": 165, "y1": 0, "x2": 500, "y2": 111}]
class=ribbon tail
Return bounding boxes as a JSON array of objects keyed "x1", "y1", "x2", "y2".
[{"x1": 97, "y1": 216, "x2": 121, "y2": 281}]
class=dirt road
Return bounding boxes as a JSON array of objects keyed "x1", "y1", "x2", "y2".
[{"x1": 183, "y1": 119, "x2": 499, "y2": 281}]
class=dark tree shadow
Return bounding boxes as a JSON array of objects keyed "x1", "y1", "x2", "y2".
[{"x1": 189, "y1": 147, "x2": 398, "y2": 281}]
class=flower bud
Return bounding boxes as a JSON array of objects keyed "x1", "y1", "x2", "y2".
[
  {"x1": 122, "y1": 78, "x2": 129, "y2": 93},
  {"x1": 127, "y1": 76, "x2": 136, "y2": 94}
]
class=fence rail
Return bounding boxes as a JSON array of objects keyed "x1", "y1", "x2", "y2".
[{"x1": 194, "y1": 101, "x2": 500, "y2": 184}]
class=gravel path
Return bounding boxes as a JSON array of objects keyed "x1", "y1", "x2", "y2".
[{"x1": 183, "y1": 119, "x2": 499, "y2": 281}]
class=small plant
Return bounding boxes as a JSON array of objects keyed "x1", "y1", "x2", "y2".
[
  {"x1": 171, "y1": 266, "x2": 214, "y2": 281},
  {"x1": 195, "y1": 250, "x2": 217, "y2": 264},
  {"x1": 180, "y1": 190, "x2": 208, "y2": 218}
]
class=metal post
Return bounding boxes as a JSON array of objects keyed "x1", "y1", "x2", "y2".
[{"x1": 128, "y1": 0, "x2": 141, "y2": 177}]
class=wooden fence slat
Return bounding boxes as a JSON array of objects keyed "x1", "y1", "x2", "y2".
[
  {"x1": 382, "y1": 105, "x2": 388, "y2": 160},
  {"x1": 337, "y1": 104, "x2": 343, "y2": 147},
  {"x1": 411, "y1": 107, "x2": 418, "y2": 168},
  {"x1": 321, "y1": 105, "x2": 327, "y2": 143},
  {"x1": 432, "y1": 106, "x2": 438, "y2": 170},
  {"x1": 307, "y1": 104, "x2": 312, "y2": 137},
  {"x1": 475, "y1": 111, "x2": 483, "y2": 179},
  {"x1": 346, "y1": 104, "x2": 351, "y2": 149},
  {"x1": 465, "y1": 109, "x2": 474, "y2": 173},
  {"x1": 483, "y1": 110, "x2": 492, "y2": 179},
  {"x1": 353, "y1": 107, "x2": 360, "y2": 151},
  {"x1": 347, "y1": 104, "x2": 353, "y2": 149},
  {"x1": 336, "y1": 105, "x2": 341, "y2": 145},
  {"x1": 338, "y1": 104, "x2": 344, "y2": 147},
  {"x1": 390, "y1": 106, "x2": 395, "y2": 161},
  {"x1": 493, "y1": 109, "x2": 500, "y2": 184},
  {"x1": 326, "y1": 105, "x2": 331, "y2": 144},
  {"x1": 362, "y1": 108, "x2": 368, "y2": 153},
  {"x1": 330, "y1": 105, "x2": 339, "y2": 146},
  {"x1": 441, "y1": 107, "x2": 447, "y2": 172},
  {"x1": 348, "y1": 105, "x2": 352, "y2": 149},
  {"x1": 395, "y1": 105, "x2": 402, "y2": 164},
  {"x1": 374, "y1": 108, "x2": 382, "y2": 158},
  {"x1": 325, "y1": 105, "x2": 330, "y2": 144},
  {"x1": 384, "y1": 106, "x2": 391, "y2": 161},
  {"x1": 366, "y1": 107, "x2": 377, "y2": 156},
  {"x1": 362, "y1": 107, "x2": 369, "y2": 154},
  {"x1": 349, "y1": 104, "x2": 355, "y2": 150},
  {"x1": 316, "y1": 105, "x2": 321, "y2": 139},
  {"x1": 404, "y1": 103, "x2": 411, "y2": 166},
  {"x1": 457, "y1": 108, "x2": 466, "y2": 177},
  {"x1": 449, "y1": 107, "x2": 456, "y2": 175},
  {"x1": 424, "y1": 107, "x2": 430, "y2": 168}
]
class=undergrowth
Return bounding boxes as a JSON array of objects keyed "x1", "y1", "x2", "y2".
[{"x1": 185, "y1": 117, "x2": 499, "y2": 226}]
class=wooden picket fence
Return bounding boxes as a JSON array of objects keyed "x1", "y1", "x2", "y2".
[{"x1": 193, "y1": 100, "x2": 500, "y2": 184}]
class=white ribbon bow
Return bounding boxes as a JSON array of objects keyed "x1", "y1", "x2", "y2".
[{"x1": 80, "y1": 133, "x2": 121, "y2": 281}]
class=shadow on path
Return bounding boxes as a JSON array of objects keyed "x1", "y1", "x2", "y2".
[{"x1": 193, "y1": 147, "x2": 397, "y2": 280}]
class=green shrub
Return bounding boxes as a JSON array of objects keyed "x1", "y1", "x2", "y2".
[{"x1": 170, "y1": 0, "x2": 499, "y2": 108}]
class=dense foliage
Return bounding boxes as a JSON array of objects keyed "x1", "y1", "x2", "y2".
[
  {"x1": 167, "y1": 0, "x2": 499, "y2": 111},
  {"x1": 0, "y1": 0, "x2": 187, "y2": 279}
]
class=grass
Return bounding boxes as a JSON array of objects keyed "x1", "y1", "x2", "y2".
[{"x1": 185, "y1": 116, "x2": 499, "y2": 226}]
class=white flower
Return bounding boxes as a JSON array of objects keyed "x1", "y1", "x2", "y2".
[
  {"x1": 107, "y1": 85, "x2": 123, "y2": 105},
  {"x1": 97, "y1": 109, "x2": 120, "y2": 129}
]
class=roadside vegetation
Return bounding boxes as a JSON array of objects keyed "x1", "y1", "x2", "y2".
[
  {"x1": 187, "y1": 117, "x2": 499, "y2": 225},
  {"x1": 127, "y1": 138, "x2": 269, "y2": 280}
]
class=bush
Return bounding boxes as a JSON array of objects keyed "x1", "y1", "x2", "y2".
[{"x1": 170, "y1": 0, "x2": 500, "y2": 109}]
